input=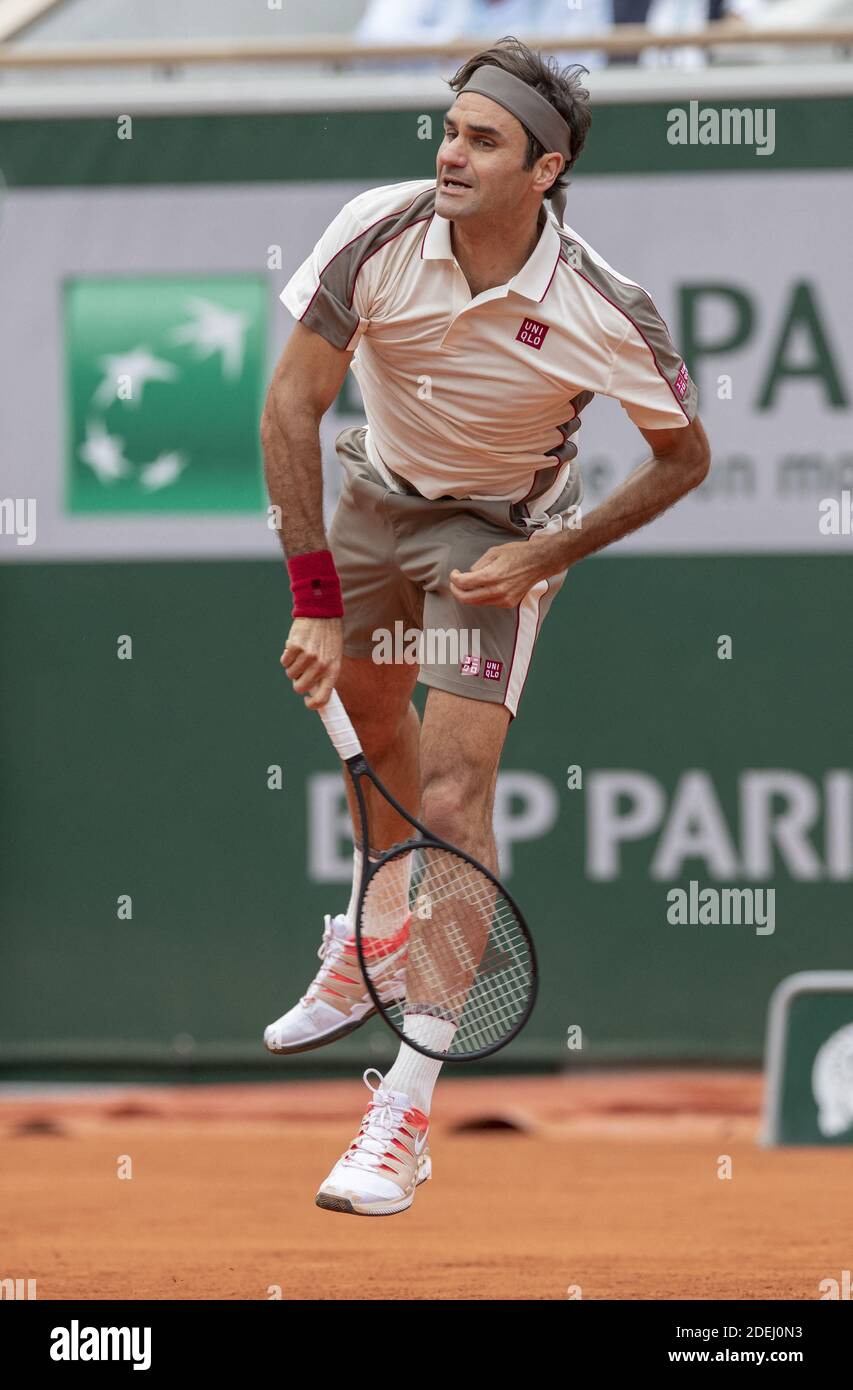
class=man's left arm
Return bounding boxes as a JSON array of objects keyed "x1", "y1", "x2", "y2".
[{"x1": 450, "y1": 416, "x2": 710, "y2": 608}]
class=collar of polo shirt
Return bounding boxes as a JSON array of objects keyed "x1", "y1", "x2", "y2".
[{"x1": 422, "y1": 201, "x2": 563, "y2": 304}]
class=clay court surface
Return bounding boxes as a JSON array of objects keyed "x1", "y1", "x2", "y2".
[{"x1": 1, "y1": 1070, "x2": 846, "y2": 1301}]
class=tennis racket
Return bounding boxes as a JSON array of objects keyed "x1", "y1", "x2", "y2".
[{"x1": 316, "y1": 689, "x2": 537, "y2": 1061}]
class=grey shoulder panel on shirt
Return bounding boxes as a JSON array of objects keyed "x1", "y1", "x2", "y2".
[
  {"x1": 556, "y1": 232, "x2": 698, "y2": 422},
  {"x1": 302, "y1": 186, "x2": 437, "y2": 351}
]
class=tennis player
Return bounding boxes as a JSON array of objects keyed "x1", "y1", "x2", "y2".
[{"x1": 261, "y1": 36, "x2": 710, "y2": 1216}]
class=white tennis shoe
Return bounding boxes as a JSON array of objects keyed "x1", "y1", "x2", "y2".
[
  {"x1": 263, "y1": 914, "x2": 408, "y2": 1055},
  {"x1": 315, "y1": 1068, "x2": 432, "y2": 1216}
]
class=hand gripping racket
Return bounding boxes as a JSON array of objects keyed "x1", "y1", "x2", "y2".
[{"x1": 316, "y1": 690, "x2": 538, "y2": 1061}]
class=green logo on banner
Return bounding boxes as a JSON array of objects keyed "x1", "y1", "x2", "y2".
[{"x1": 65, "y1": 276, "x2": 268, "y2": 512}]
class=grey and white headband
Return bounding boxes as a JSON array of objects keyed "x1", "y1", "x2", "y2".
[{"x1": 457, "y1": 65, "x2": 572, "y2": 224}]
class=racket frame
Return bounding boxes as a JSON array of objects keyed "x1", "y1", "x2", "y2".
[{"x1": 341, "y1": 747, "x2": 539, "y2": 1062}]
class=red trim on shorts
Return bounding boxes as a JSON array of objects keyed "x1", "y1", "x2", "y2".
[
  {"x1": 506, "y1": 604, "x2": 522, "y2": 713},
  {"x1": 511, "y1": 579, "x2": 548, "y2": 717}
]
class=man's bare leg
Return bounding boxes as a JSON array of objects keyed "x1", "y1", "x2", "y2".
[
  {"x1": 419, "y1": 689, "x2": 510, "y2": 875},
  {"x1": 263, "y1": 655, "x2": 420, "y2": 1056},
  {"x1": 336, "y1": 655, "x2": 421, "y2": 854},
  {"x1": 383, "y1": 688, "x2": 511, "y2": 1110}
]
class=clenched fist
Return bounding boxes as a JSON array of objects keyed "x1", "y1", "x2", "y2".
[{"x1": 281, "y1": 616, "x2": 343, "y2": 710}]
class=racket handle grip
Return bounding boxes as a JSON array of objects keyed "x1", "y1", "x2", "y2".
[{"x1": 316, "y1": 689, "x2": 363, "y2": 762}]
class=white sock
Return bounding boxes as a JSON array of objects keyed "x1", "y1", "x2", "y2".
[
  {"x1": 363, "y1": 850, "x2": 412, "y2": 931},
  {"x1": 345, "y1": 847, "x2": 364, "y2": 928},
  {"x1": 383, "y1": 1014, "x2": 457, "y2": 1115},
  {"x1": 346, "y1": 848, "x2": 412, "y2": 928}
]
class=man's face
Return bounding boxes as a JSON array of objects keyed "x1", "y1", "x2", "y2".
[{"x1": 436, "y1": 94, "x2": 542, "y2": 222}]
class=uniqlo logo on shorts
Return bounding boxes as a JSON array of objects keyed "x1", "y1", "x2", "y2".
[
  {"x1": 675, "y1": 362, "x2": 690, "y2": 400},
  {"x1": 515, "y1": 317, "x2": 549, "y2": 350},
  {"x1": 460, "y1": 655, "x2": 480, "y2": 676},
  {"x1": 483, "y1": 660, "x2": 503, "y2": 681}
]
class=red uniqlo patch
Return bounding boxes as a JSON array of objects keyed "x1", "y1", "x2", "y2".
[
  {"x1": 515, "y1": 317, "x2": 549, "y2": 350},
  {"x1": 675, "y1": 362, "x2": 690, "y2": 400},
  {"x1": 484, "y1": 660, "x2": 503, "y2": 681},
  {"x1": 460, "y1": 655, "x2": 480, "y2": 676}
]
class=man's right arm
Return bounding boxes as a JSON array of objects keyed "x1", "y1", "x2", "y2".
[
  {"x1": 261, "y1": 320, "x2": 353, "y2": 557},
  {"x1": 260, "y1": 321, "x2": 355, "y2": 708}
]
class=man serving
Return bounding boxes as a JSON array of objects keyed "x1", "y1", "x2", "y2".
[{"x1": 261, "y1": 36, "x2": 710, "y2": 1217}]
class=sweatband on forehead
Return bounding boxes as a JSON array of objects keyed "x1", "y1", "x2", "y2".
[{"x1": 457, "y1": 65, "x2": 572, "y2": 224}]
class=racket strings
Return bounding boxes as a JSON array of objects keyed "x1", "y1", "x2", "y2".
[{"x1": 360, "y1": 846, "x2": 533, "y2": 1058}]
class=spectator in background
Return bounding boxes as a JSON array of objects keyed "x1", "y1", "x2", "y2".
[
  {"x1": 353, "y1": 0, "x2": 457, "y2": 70},
  {"x1": 356, "y1": 0, "x2": 614, "y2": 69},
  {"x1": 639, "y1": 0, "x2": 769, "y2": 68},
  {"x1": 355, "y1": 0, "x2": 458, "y2": 44},
  {"x1": 610, "y1": 0, "x2": 653, "y2": 65},
  {"x1": 521, "y1": 0, "x2": 613, "y2": 68}
]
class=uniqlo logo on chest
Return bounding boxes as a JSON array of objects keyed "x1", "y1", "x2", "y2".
[
  {"x1": 515, "y1": 317, "x2": 549, "y2": 350},
  {"x1": 460, "y1": 655, "x2": 480, "y2": 676},
  {"x1": 483, "y1": 660, "x2": 503, "y2": 681},
  {"x1": 675, "y1": 362, "x2": 690, "y2": 400}
]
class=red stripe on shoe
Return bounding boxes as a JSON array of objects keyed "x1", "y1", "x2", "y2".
[{"x1": 346, "y1": 914, "x2": 411, "y2": 961}]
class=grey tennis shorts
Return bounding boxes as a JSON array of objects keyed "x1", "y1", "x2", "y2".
[{"x1": 329, "y1": 426, "x2": 581, "y2": 717}]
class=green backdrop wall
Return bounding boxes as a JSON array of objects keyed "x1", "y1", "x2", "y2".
[
  {"x1": 2, "y1": 554, "x2": 851, "y2": 1074},
  {"x1": 1, "y1": 93, "x2": 851, "y2": 1076}
]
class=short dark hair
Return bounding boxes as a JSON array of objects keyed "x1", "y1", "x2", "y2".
[{"x1": 447, "y1": 35, "x2": 592, "y2": 205}]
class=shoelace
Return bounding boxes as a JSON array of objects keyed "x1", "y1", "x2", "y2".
[
  {"x1": 300, "y1": 914, "x2": 351, "y2": 1007},
  {"x1": 342, "y1": 1069, "x2": 412, "y2": 1174}
]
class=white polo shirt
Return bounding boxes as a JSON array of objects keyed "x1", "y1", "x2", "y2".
[{"x1": 280, "y1": 177, "x2": 698, "y2": 507}]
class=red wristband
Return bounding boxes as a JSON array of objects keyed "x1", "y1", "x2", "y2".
[{"x1": 287, "y1": 549, "x2": 344, "y2": 619}]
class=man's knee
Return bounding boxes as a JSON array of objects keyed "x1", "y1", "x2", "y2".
[
  {"x1": 337, "y1": 657, "x2": 416, "y2": 751},
  {"x1": 421, "y1": 766, "x2": 491, "y2": 843},
  {"x1": 418, "y1": 690, "x2": 507, "y2": 843}
]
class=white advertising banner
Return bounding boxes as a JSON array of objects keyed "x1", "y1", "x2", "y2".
[{"x1": 1, "y1": 172, "x2": 850, "y2": 561}]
